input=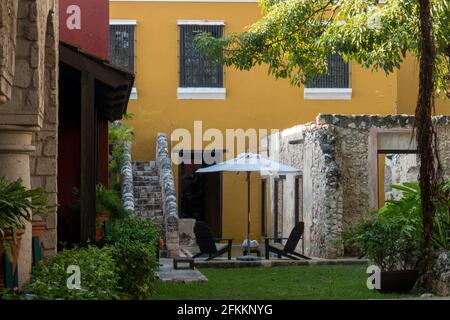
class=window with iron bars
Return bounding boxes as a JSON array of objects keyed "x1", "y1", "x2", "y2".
[
  {"x1": 179, "y1": 25, "x2": 224, "y2": 88},
  {"x1": 109, "y1": 24, "x2": 135, "y2": 73},
  {"x1": 307, "y1": 53, "x2": 350, "y2": 88}
]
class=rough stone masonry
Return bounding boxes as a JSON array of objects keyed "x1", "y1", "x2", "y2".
[{"x1": 262, "y1": 114, "x2": 450, "y2": 259}]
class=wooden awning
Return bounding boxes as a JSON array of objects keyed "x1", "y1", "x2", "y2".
[
  {"x1": 59, "y1": 41, "x2": 135, "y2": 121},
  {"x1": 59, "y1": 41, "x2": 135, "y2": 244}
]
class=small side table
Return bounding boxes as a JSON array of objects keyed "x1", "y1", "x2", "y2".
[{"x1": 173, "y1": 257, "x2": 195, "y2": 270}]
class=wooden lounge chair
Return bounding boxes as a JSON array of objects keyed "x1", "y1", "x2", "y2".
[
  {"x1": 264, "y1": 222, "x2": 311, "y2": 260},
  {"x1": 192, "y1": 221, "x2": 233, "y2": 261}
]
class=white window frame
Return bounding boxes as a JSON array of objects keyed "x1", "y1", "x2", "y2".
[
  {"x1": 177, "y1": 87, "x2": 226, "y2": 100},
  {"x1": 304, "y1": 56, "x2": 352, "y2": 100},
  {"x1": 303, "y1": 88, "x2": 352, "y2": 100}
]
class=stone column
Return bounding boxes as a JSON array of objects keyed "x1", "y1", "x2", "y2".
[{"x1": 0, "y1": 125, "x2": 38, "y2": 286}]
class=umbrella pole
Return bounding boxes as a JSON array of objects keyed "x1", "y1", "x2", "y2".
[{"x1": 247, "y1": 171, "x2": 251, "y2": 255}]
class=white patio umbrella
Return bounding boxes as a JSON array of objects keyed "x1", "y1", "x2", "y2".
[{"x1": 196, "y1": 153, "x2": 301, "y2": 260}]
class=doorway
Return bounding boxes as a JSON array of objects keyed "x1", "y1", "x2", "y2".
[
  {"x1": 377, "y1": 152, "x2": 419, "y2": 207},
  {"x1": 178, "y1": 150, "x2": 223, "y2": 238}
]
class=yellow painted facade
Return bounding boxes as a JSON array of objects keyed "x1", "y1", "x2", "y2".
[{"x1": 110, "y1": 0, "x2": 449, "y2": 242}]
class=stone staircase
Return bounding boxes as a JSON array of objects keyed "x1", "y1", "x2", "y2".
[{"x1": 132, "y1": 161, "x2": 164, "y2": 232}]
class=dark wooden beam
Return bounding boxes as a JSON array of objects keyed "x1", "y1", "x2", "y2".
[
  {"x1": 80, "y1": 71, "x2": 97, "y2": 244},
  {"x1": 60, "y1": 44, "x2": 134, "y2": 88}
]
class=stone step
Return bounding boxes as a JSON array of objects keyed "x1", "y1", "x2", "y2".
[
  {"x1": 134, "y1": 191, "x2": 162, "y2": 199},
  {"x1": 133, "y1": 175, "x2": 159, "y2": 182},
  {"x1": 135, "y1": 210, "x2": 164, "y2": 218},
  {"x1": 133, "y1": 170, "x2": 158, "y2": 177},
  {"x1": 133, "y1": 186, "x2": 162, "y2": 198},
  {"x1": 133, "y1": 181, "x2": 161, "y2": 187},
  {"x1": 133, "y1": 162, "x2": 158, "y2": 171},
  {"x1": 133, "y1": 160, "x2": 156, "y2": 166},
  {"x1": 134, "y1": 203, "x2": 163, "y2": 210},
  {"x1": 135, "y1": 197, "x2": 162, "y2": 205}
]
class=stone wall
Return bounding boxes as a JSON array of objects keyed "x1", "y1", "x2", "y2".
[
  {"x1": 0, "y1": 0, "x2": 58, "y2": 283},
  {"x1": 0, "y1": 0, "x2": 58, "y2": 127},
  {"x1": 120, "y1": 141, "x2": 135, "y2": 212},
  {"x1": 263, "y1": 114, "x2": 450, "y2": 258},
  {"x1": 29, "y1": 1, "x2": 58, "y2": 258},
  {"x1": 156, "y1": 133, "x2": 180, "y2": 257},
  {"x1": 263, "y1": 123, "x2": 344, "y2": 258},
  {"x1": 0, "y1": 0, "x2": 19, "y2": 103}
]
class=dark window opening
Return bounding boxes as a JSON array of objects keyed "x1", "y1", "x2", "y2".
[
  {"x1": 179, "y1": 24, "x2": 223, "y2": 88},
  {"x1": 178, "y1": 150, "x2": 224, "y2": 238},
  {"x1": 109, "y1": 24, "x2": 135, "y2": 73},
  {"x1": 307, "y1": 53, "x2": 349, "y2": 88}
]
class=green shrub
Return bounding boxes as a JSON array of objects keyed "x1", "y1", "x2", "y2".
[
  {"x1": 344, "y1": 212, "x2": 422, "y2": 271},
  {"x1": 106, "y1": 215, "x2": 160, "y2": 299},
  {"x1": 72, "y1": 184, "x2": 128, "y2": 219},
  {"x1": 16, "y1": 246, "x2": 120, "y2": 300},
  {"x1": 345, "y1": 180, "x2": 450, "y2": 271}
]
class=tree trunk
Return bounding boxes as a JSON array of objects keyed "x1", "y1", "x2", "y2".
[{"x1": 416, "y1": 0, "x2": 439, "y2": 280}]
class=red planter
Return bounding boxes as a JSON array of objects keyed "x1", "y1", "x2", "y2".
[
  {"x1": 378, "y1": 270, "x2": 419, "y2": 294},
  {"x1": 32, "y1": 221, "x2": 47, "y2": 246},
  {"x1": 0, "y1": 229, "x2": 25, "y2": 289}
]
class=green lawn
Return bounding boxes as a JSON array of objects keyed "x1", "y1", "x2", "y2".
[{"x1": 154, "y1": 265, "x2": 417, "y2": 300}]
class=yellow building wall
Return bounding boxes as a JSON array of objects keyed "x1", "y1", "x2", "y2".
[
  {"x1": 110, "y1": 1, "x2": 431, "y2": 242},
  {"x1": 397, "y1": 54, "x2": 450, "y2": 115}
]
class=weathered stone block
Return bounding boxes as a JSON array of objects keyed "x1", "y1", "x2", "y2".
[
  {"x1": 43, "y1": 138, "x2": 56, "y2": 156},
  {"x1": 14, "y1": 58, "x2": 32, "y2": 88},
  {"x1": 44, "y1": 176, "x2": 57, "y2": 193},
  {"x1": 36, "y1": 157, "x2": 56, "y2": 176}
]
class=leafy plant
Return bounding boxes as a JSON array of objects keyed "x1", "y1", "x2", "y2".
[
  {"x1": 0, "y1": 177, "x2": 50, "y2": 261},
  {"x1": 106, "y1": 215, "x2": 160, "y2": 299},
  {"x1": 430, "y1": 179, "x2": 450, "y2": 249},
  {"x1": 344, "y1": 212, "x2": 422, "y2": 272},
  {"x1": 72, "y1": 184, "x2": 128, "y2": 219},
  {"x1": 6, "y1": 246, "x2": 120, "y2": 300},
  {"x1": 345, "y1": 180, "x2": 450, "y2": 271},
  {"x1": 109, "y1": 117, "x2": 134, "y2": 192}
]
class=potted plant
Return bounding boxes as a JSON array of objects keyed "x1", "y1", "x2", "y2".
[
  {"x1": 345, "y1": 183, "x2": 424, "y2": 293},
  {"x1": 0, "y1": 177, "x2": 49, "y2": 288},
  {"x1": 345, "y1": 215, "x2": 421, "y2": 293}
]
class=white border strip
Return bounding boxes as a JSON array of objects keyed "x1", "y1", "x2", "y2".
[
  {"x1": 177, "y1": 20, "x2": 225, "y2": 26},
  {"x1": 304, "y1": 88, "x2": 352, "y2": 100},
  {"x1": 110, "y1": 19, "x2": 137, "y2": 25},
  {"x1": 177, "y1": 87, "x2": 226, "y2": 100}
]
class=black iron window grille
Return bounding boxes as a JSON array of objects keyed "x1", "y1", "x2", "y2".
[
  {"x1": 179, "y1": 25, "x2": 224, "y2": 88},
  {"x1": 307, "y1": 53, "x2": 349, "y2": 88},
  {"x1": 109, "y1": 24, "x2": 135, "y2": 73}
]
